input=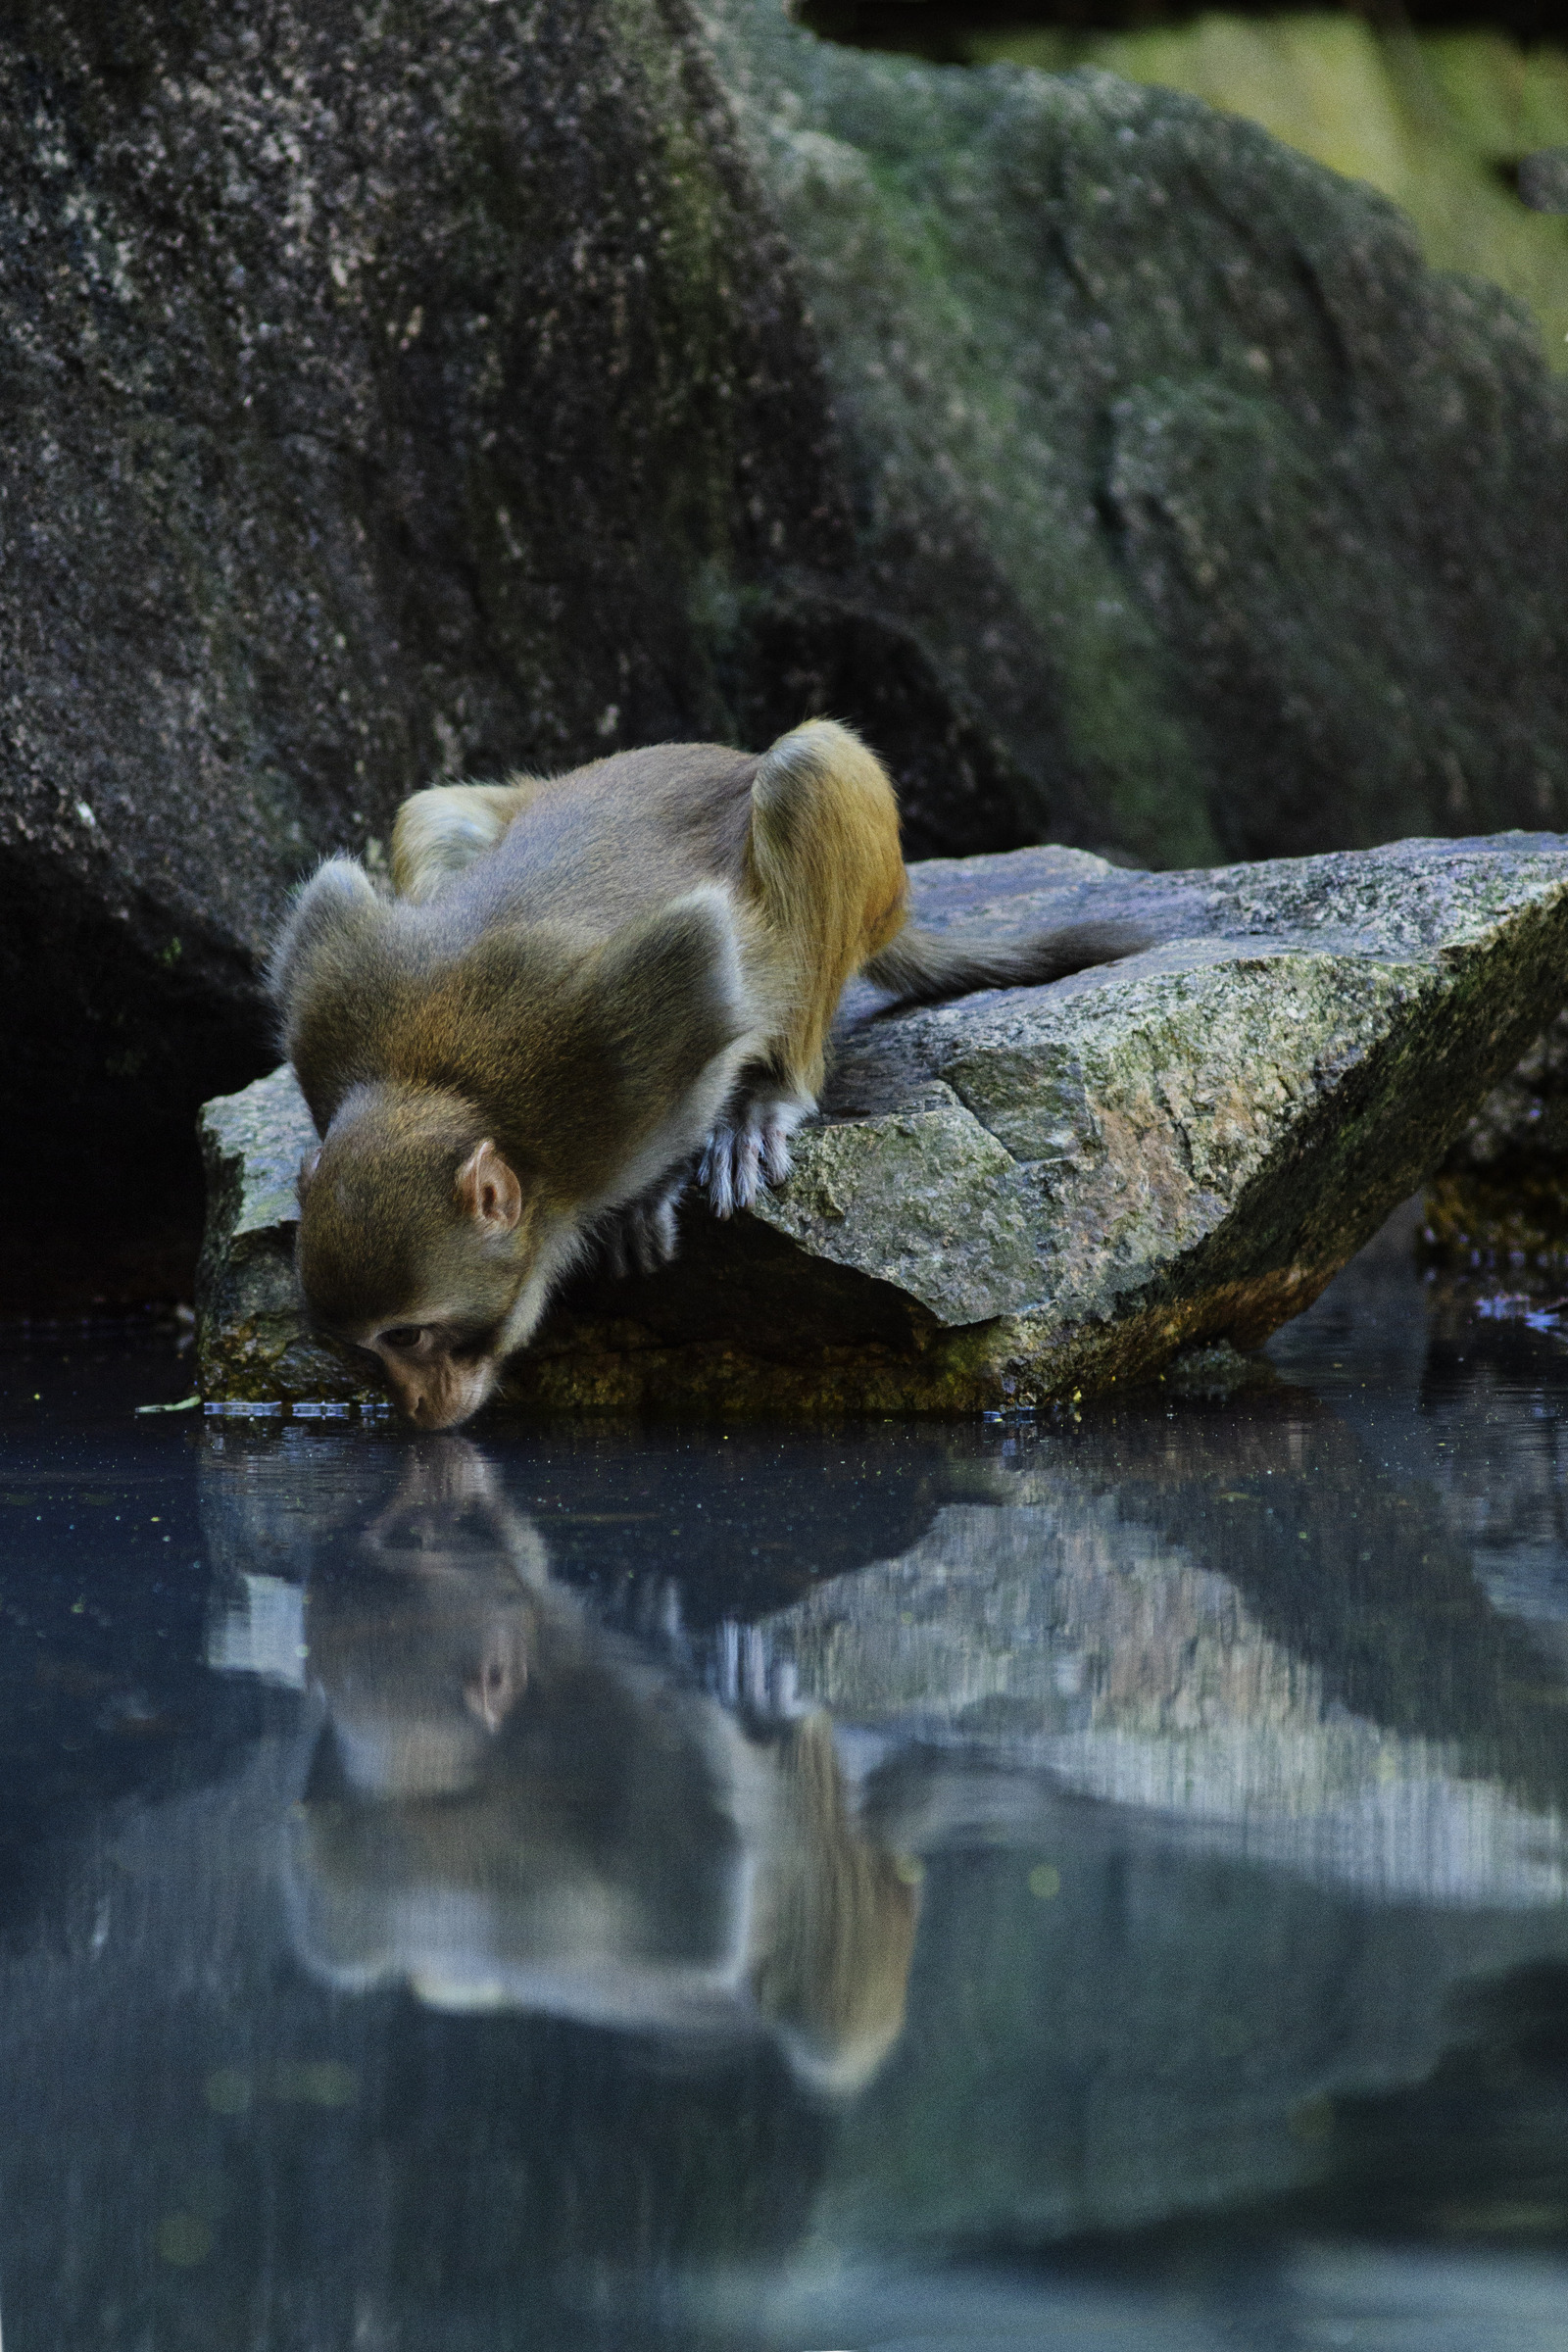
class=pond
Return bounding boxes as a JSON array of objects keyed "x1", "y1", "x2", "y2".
[{"x1": 5, "y1": 1205, "x2": 1568, "y2": 2351}]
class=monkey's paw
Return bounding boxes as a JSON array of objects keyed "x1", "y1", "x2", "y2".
[
  {"x1": 700, "y1": 1102, "x2": 803, "y2": 1218},
  {"x1": 600, "y1": 1187, "x2": 682, "y2": 1279}
]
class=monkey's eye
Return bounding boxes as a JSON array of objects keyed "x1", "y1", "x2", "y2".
[{"x1": 380, "y1": 1325, "x2": 425, "y2": 1352}]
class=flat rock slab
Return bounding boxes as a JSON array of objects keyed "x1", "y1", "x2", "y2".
[{"x1": 197, "y1": 833, "x2": 1568, "y2": 1415}]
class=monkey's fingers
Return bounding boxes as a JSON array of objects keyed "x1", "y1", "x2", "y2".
[
  {"x1": 701, "y1": 1123, "x2": 753, "y2": 1217},
  {"x1": 702, "y1": 1104, "x2": 802, "y2": 1216}
]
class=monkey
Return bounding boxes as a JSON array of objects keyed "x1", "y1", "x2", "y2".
[{"x1": 270, "y1": 719, "x2": 1145, "y2": 1428}]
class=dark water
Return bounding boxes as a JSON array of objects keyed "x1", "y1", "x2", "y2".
[{"x1": 7, "y1": 1214, "x2": 1568, "y2": 2350}]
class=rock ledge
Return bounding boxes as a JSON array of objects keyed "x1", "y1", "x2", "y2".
[{"x1": 197, "y1": 834, "x2": 1568, "y2": 1415}]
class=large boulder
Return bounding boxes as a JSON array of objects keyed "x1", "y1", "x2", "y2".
[
  {"x1": 196, "y1": 831, "x2": 1568, "y2": 1415},
  {"x1": 699, "y1": 0, "x2": 1568, "y2": 868},
  {"x1": 0, "y1": 0, "x2": 974, "y2": 1294}
]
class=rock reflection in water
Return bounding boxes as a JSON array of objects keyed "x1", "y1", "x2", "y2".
[
  {"x1": 782, "y1": 1399, "x2": 1568, "y2": 1902},
  {"x1": 237, "y1": 1444, "x2": 919, "y2": 2093},
  {"x1": 197, "y1": 1372, "x2": 1568, "y2": 2280}
]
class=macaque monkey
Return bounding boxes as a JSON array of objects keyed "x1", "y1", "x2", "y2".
[{"x1": 270, "y1": 720, "x2": 1142, "y2": 1427}]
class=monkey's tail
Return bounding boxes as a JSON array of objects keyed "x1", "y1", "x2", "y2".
[{"x1": 862, "y1": 918, "x2": 1150, "y2": 1008}]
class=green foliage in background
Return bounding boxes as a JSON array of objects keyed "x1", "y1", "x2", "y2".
[{"x1": 960, "y1": 15, "x2": 1568, "y2": 368}]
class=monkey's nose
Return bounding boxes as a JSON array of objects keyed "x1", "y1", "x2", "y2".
[{"x1": 408, "y1": 1390, "x2": 465, "y2": 1431}]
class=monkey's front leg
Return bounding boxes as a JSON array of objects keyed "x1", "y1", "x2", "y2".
[{"x1": 700, "y1": 1079, "x2": 809, "y2": 1218}]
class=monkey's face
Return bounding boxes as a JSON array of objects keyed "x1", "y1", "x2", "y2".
[
  {"x1": 297, "y1": 1092, "x2": 553, "y2": 1430},
  {"x1": 354, "y1": 1321, "x2": 509, "y2": 1431}
]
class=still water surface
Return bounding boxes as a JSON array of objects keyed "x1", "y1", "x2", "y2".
[{"x1": 6, "y1": 1211, "x2": 1568, "y2": 2349}]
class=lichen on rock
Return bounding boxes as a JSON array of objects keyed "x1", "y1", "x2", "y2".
[{"x1": 199, "y1": 1065, "x2": 382, "y2": 1407}]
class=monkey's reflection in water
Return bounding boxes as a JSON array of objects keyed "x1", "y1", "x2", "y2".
[{"x1": 288, "y1": 1441, "x2": 918, "y2": 2094}]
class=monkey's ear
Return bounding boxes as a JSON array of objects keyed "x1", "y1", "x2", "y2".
[
  {"x1": 456, "y1": 1140, "x2": 523, "y2": 1235},
  {"x1": 296, "y1": 1147, "x2": 322, "y2": 1207},
  {"x1": 591, "y1": 888, "x2": 748, "y2": 1104}
]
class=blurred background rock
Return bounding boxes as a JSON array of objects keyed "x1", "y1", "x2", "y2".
[{"x1": 796, "y1": 1, "x2": 1568, "y2": 366}]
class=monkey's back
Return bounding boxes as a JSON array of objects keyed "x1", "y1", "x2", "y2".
[{"x1": 447, "y1": 743, "x2": 760, "y2": 940}]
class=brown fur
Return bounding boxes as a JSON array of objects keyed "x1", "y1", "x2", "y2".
[
  {"x1": 741, "y1": 722, "x2": 908, "y2": 1102},
  {"x1": 270, "y1": 719, "x2": 1146, "y2": 1426}
]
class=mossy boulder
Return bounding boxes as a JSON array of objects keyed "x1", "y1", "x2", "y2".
[
  {"x1": 197, "y1": 831, "x2": 1568, "y2": 1416},
  {"x1": 840, "y1": 13, "x2": 1568, "y2": 371},
  {"x1": 700, "y1": 0, "x2": 1568, "y2": 869},
  {"x1": 0, "y1": 0, "x2": 971, "y2": 1281}
]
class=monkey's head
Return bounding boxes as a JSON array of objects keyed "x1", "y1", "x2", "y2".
[
  {"x1": 296, "y1": 1084, "x2": 552, "y2": 1430},
  {"x1": 279, "y1": 874, "x2": 761, "y2": 1428}
]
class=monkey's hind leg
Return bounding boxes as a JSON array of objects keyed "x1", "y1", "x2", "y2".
[
  {"x1": 703, "y1": 720, "x2": 906, "y2": 1216},
  {"x1": 390, "y1": 779, "x2": 541, "y2": 904}
]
